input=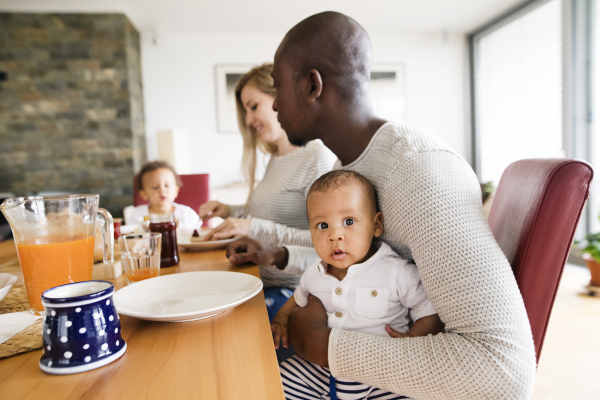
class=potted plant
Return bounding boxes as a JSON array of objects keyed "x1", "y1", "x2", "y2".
[{"x1": 575, "y1": 233, "x2": 600, "y2": 287}]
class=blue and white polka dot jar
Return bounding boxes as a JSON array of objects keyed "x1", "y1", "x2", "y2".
[{"x1": 40, "y1": 281, "x2": 127, "y2": 375}]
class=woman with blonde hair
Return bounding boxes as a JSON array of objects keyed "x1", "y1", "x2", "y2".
[{"x1": 199, "y1": 63, "x2": 336, "y2": 321}]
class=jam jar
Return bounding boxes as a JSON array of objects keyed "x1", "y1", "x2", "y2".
[{"x1": 149, "y1": 213, "x2": 179, "y2": 268}]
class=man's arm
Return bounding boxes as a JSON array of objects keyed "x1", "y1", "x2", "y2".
[
  {"x1": 287, "y1": 294, "x2": 331, "y2": 368},
  {"x1": 325, "y1": 152, "x2": 536, "y2": 399},
  {"x1": 226, "y1": 237, "x2": 320, "y2": 273}
]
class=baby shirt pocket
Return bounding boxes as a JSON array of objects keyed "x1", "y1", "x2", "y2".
[{"x1": 354, "y1": 288, "x2": 390, "y2": 319}]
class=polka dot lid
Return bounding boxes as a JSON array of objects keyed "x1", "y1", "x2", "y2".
[{"x1": 39, "y1": 280, "x2": 127, "y2": 375}]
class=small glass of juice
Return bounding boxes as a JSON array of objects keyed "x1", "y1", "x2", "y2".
[{"x1": 118, "y1": 233, "x2": 162, "y2": 284}]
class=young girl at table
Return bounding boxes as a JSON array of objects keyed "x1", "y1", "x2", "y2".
[
  {"x1": 271, "y1": 170, "x2": 444, "y2": 400},
  {"x1": 128, "y1": 160, "x2": 200, "y2": 230}
]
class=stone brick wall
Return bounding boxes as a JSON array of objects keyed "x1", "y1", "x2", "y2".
[{"x1": 0, "y1": 13, "x2": 146, "y2": 217}]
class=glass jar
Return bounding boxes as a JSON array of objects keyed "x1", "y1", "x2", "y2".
[{"x1": 149, "y1": 213, "x2": 179, "y2": 268}]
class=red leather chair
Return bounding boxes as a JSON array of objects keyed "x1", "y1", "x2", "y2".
[
  {"x1": 133, "y1": 173, "x2": 210, "y2": 227},
  {"x1": 487, "y1": 159, "x2": 593, "y2": 364}
]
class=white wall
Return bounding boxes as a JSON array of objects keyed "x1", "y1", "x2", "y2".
[{"x1": 141, "y1": 30, "x2": 467, "y2": 189}]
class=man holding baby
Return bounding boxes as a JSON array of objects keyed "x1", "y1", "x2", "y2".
[{"x1": 226, "y1": 11, "x2": 536, "y2": 400}]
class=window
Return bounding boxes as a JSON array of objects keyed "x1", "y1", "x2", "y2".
[{"x1": 470, "y1": 0, "x2": 564, "y2": 186}]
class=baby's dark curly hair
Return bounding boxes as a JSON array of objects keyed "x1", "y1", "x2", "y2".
[
  {"x1": 307, "y1": 170, "x2": 378, "y2": 213},
  {"x1": 136, "y1": 160, "x2": 182, "y2": 190}
]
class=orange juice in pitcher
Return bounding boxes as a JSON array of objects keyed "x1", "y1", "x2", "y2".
[
  {"x1": 17, "y1": 234, "x2": 96, "y2": 311},
  {"x1": 1, "y1": 195, "x2": 113, "y2": 314}
]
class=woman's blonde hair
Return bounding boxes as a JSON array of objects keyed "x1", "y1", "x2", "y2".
[{"x1": 235, "y1": 63, "x2": 279, "y2": 202}]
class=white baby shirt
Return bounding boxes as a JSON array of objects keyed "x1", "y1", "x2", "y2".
[
  {"x1": 294, "y1": 242, "x2": 436, "y2": 337},
  {"x1": 127, "y1": 203, "x2": 200, "y2": 231}
]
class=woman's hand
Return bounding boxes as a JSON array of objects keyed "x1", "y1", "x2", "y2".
[
  {"x1": 198, "y1": 201, "x2": 229, "y2": 221},
  {"x1": 204, "y1": 218, "x2": 251, "y2": 241}
]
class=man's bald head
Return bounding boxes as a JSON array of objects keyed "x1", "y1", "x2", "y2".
[{"x1": 276, "y1": 11, "x2": 372, "y2": 103}]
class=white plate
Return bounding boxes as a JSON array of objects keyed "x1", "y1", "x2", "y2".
[
  {"x1": 177, "y1": 230, "x2": 240, "y2": 251},
  {"x1": 113, "y1": 271, "x2": 263, "y2": 322},
  {"x1": 0, "y1": 273, "x2": 18, "y2": 303}
]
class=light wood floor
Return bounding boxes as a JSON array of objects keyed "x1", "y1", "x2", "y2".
[{"x1": 532, "y1": 264, "x2": 600, "y2": 400}]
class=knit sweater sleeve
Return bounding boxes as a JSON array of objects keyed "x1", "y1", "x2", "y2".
[
  {"x1": 328, "y1": 151, "x2": 536, "y2": 399},
  {"x1": 247, "y1": 218, "x2": 313, "y2": 247},
  {"x1": 228, "y1": 204, "x2": 250, "y2": 219}
]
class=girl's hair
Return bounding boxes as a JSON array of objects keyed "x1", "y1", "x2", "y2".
[
  {"x1": 235, "y1": 63, "x2": 279, "y2": 202},
  {"x1": 137, "y1": 160, "x2": 182, "y2": 190}
]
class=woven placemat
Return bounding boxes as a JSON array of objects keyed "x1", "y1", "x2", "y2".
[{"x1": 0, "y1": 285, "x2": 43, "y2": 359}]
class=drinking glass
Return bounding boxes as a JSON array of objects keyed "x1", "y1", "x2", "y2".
[{"x1": 119, "y1": 233, "x2": 161, "y2": 284}]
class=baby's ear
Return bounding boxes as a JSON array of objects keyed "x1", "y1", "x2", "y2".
[
  {"x1": 139, "y1": 189, "x2": 149, "y2": 201},
  {"x1": 373, "y1": 212, "x2": 384, "y2": 237}
]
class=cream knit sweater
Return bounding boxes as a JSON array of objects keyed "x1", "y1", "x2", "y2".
[{"x1": 291, "y1": 122, "x2": 536, "y2": 399}]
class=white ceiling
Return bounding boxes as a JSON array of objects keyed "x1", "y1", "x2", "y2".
[{"x1": 0, "y1": 0, "x2": 524, "y2": 34}]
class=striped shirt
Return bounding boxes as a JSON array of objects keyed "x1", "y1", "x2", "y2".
[
  {"x1": 280, "y1": 356, "x2": 410, "y2": 400},
  {"x1": 228, "y1": 139, "x2": 336, "y2": 288}
]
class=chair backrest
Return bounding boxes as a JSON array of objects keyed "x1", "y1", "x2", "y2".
[
  {"x1": 487, "y1": 159, "x2": 593, "y2": 364},
  {"x1": 133, "y1": 173, "x2": 210, "y2": 227}
]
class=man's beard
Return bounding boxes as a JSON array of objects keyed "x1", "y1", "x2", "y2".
[{"x1": 286, "y1": 130, "x2": 309, "y2": 147}]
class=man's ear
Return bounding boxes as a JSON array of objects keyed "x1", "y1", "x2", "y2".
[
  {"x1": 139, "y1": 189, "x2": 149, "y2": 201},
  {"x1": 373, "y1": 212, "x2": 384, "y2": 238},
  {"x1": 307, "y1": 68, "x2": 323, "y2": 103}
]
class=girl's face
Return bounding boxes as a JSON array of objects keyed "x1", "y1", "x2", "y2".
[
  {"x1": 139, "y1": 168, "x2": 179, "y2": 209},
  {"x1": 240, "y1": 84, "x2": 286, "y2": 144}
]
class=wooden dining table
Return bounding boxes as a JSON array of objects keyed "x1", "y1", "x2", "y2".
[{"x1": 0, "y1": 240, "x2": 285, "y2": 399}]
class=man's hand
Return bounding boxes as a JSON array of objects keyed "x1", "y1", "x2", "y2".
[
  {"x1": 288, "y1": 294, "x2": 331, "y2": 368},
  {"x1": 225, "y1": 237, "x2": 289, "y2": 269}
]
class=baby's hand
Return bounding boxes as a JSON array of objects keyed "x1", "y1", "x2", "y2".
[
  {"x1": 270, "y1": 313, "x2": 290, "y2": 349},
  {"x1": 385, "y1": 324, "x2": 411, "y2": 339}
]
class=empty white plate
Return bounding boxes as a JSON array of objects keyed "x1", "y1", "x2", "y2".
[{"x1": 113, "y1": 271, "x2": 263, "y2": 322}]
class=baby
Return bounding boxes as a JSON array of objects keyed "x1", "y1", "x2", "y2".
[
  {"x1": 272, "y1": 170, "x2": 443, "y2": 400},
  {"x1": 128, "y1": 161, "x2": 200, "y2": 231}
]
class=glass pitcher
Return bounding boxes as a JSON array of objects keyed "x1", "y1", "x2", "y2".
[{"x1": 0, "y1": 194, "x2": 113, "y2": 314}]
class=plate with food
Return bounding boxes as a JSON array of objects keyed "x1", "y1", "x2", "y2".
[
  {"x1": 177, "y1": 229, "x2": 241, "y2": 251},
  {"x1": 114, "y1": 271, "x2": 263, "y2": 322}
]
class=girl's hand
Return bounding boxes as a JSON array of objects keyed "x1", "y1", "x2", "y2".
[
  {"x1": 203, "y1": 218, "x2": 251, "y2": 241},
  {"x1": 198, "y1": 201, "x2": 229, "y2": 221},
  {"x1": 271, "y1": 313, "x2": 290, "y2": 349}
]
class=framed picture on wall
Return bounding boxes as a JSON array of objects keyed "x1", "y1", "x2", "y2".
[
  {"x1": 215, "y1": 65, "x2": 255, "y2": 133},
  {"x1": 370, "y1": 64, "x2": 406, "y2": 122}
]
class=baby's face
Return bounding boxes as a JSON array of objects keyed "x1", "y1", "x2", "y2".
[
  {"x1": 139, "y1": 168, "x2": 179, "y2": 208},
  {"x1": 307, "y1": 182, "x2": 383, "y2": 270}
]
